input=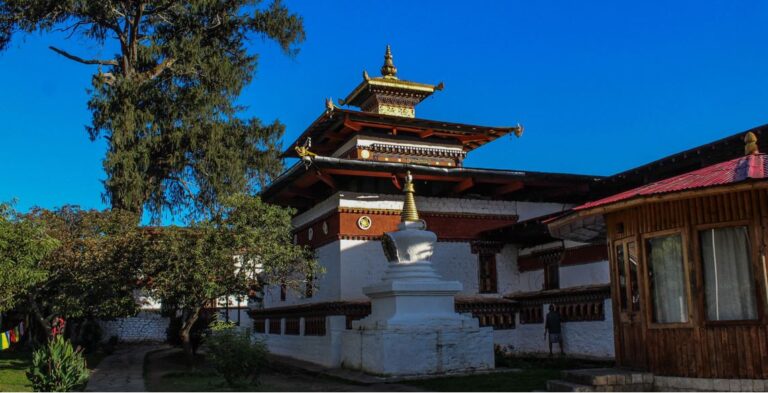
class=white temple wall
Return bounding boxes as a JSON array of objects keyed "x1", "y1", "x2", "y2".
[
  {"x1": 559, "y1": 261, "x2": 610, "y2": 288},
  {"x1": 255, "y1": 316, "x2": 347, "y2": 368},
  {"x1": 492, "y1": 299, "x2": 615, "y2": 359},
  {"x1": 518, "y1": 270, "x2": 546, "y2": 292},
  {"x1": 263, "y1": 241, "x2": 342, "y2": 308}
]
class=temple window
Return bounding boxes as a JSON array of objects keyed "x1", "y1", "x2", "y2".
[
  {"x1": 478, "y1": 253, "x2": 498, "y2": 293},
  {"x1": 646, "y1": 234, "x2": 689, "y2": 323},
  {"x1": 544, "y1": 260, "x2": 560, "y2": 290},
  {"x1": 699, "y1": 226, "x2": 757, "y2": 321}
]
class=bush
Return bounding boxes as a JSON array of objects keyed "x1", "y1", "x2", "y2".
[
  {"x1": 78, "y1": 319, "x2": 102, "y2": 353},
  {"x1": 205, "y1": 321, "x2": 267, "y2": 388},
  {"x1": 26, "y1": 335, "x2": 90, "y2": 392}
]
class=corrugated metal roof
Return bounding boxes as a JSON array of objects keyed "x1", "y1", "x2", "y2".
[{"x1": 574, "y1": 153, "x2": 767, "y2": 211}]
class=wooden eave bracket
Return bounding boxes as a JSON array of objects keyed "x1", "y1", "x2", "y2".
[
  {"x1": 493, "y1": 181, "x2": 525, "y2": 197},
  {"x1": 452, "y1": 177, "x2": 475, "y2": 194}
]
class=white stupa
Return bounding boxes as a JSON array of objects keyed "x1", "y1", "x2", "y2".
[{"x1": 340, "y1": 171, "x2": 494, "y2": 376}]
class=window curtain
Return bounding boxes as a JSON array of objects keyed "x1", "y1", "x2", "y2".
[
  {"x1": 647, "y1": 235, "x2": 688, "y2": 323},
  {"x1": 700, "y1": 227, "x2": 757, "y2": 321}
]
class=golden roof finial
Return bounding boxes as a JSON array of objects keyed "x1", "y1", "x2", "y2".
[
  {"x1": 745, "y1": 132, "x2": 759, "y2": 155},
  {"x1": 381, "y1": 45, "x2": 398, "y2": 79},
  {"x1": 401, "y1": 171, "x2": 419, "y2": 222}
]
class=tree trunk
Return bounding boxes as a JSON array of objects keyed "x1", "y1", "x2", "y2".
[
  {"x1": 28, "y1": 296, "x2": 53, "y2": 339},
  {"x1": 179, "y1": 307, "x2": 201, "y2": 363}
]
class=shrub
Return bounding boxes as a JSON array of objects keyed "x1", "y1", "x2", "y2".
[
  {"x1": 26, "y1": 336, "x2": 90, "y2": 392},
  {"x1": 205, "y1": 321, "x2": 267, "y2": 388},
  {"x1": 78, "y1": 319, "x2": 102, "y2": 353}
]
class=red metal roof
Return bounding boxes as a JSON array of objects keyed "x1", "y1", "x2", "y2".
[{"x1": 574, "y1": 153, "x2": 767, "y2": 211}]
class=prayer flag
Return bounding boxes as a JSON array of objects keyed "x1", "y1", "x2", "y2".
[
  {"x1": 8, "y1": 329, "x2": 16, "y2": 343},
  {"x1": 19, "y1": 321, "x2": 24, "y2": 336},
  {"x1": 0, "y1": 331, "x2": 8, "y2": 350}
]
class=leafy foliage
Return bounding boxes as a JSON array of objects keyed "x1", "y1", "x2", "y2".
[
  {"x1": 205, "y1": 320, "x2": 267, "y2": 388},
  {"x1": 0, "y1": 203, "x2": 58, "y2": 313},
  {"x1": 23, "y1": 206, "x2": 142, "y2": 336},
  {"x1": 26, "y1": 336, "x2": 90, "y2": 392},
  {"x1": 0, "y1": 1, "x2": 305, "y2": 221},
  {"x1": 141, "y1": 194, "x2": 317, "y2": 356}
]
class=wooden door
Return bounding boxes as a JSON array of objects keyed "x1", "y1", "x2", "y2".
[{"x1": 613, "y1": 239, "x2": 647, "y2": 369}]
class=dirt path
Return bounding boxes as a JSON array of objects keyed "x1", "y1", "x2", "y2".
[
  {"x1": 144, "y1": 347, "x2": 421, "y2": 392},
  {"x1": 86, "y1": 344, "x2": 166, "y2": 392}
]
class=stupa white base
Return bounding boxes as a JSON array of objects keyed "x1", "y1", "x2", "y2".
[
  {"x1": 340, "y1": 324, "x2": 494, "y2": 376},
  {"x1": 339, "y1": 272, "x2": 494, "y2": 376}
]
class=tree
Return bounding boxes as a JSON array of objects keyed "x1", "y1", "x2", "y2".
[
  {"x1": 0, "y1": 203, "x2": 58, "y2": 313},
  {"x1": 24, "y1": 206, "x2": 142, "y2": 338},
  {"x1": 141, "y1": 194, "x2": 317, "y2": 358},
  {"x1": 0, "y1": 1, "x2": 305, "y2": 221}
]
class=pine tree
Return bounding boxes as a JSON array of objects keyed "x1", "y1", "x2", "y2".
[{"x1": 0, "y1": 1, "x2": 305, "y2": 221}]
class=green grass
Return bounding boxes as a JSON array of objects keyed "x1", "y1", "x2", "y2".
[
  {"x1": 0, "y1": 351, "x2": 33, "y2": 392},
  {"x1": 404, "y1": 356, "x2": 615, "y2": 392},
  {"x1": 0, "y1": 348, "x2": 107, "y2": 392}
]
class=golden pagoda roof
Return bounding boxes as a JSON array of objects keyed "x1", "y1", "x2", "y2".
[{"x1": 339, "y1": 45, "x2": 444, "y2": 109}]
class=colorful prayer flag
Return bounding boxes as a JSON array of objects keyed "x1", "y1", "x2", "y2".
[
  {"x1": 8, "y1": 329, "x2": 16, "y2": 343},
  {"x1": 0, "y1": 331, "x2": 9, "y2": 350}
]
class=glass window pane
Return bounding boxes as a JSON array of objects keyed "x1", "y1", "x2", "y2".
[
  {"x1": 628, "y1": 242, "x2": 640, "y2": 311},
  {"x1": 615, "y1": 244, "x2": 627, "y2": 310},
  {"x1": 700, "y1": 226, "x2": 757, "y2": 321},
  {"x1": 646, "y1": 235, "x2": 688, "y2": 323}
]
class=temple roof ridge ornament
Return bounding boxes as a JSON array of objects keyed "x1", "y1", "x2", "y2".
[
  {"x1": 381, "y1": 44, "x2": 398, "y2": 79},
  {"x1": 745, "y1": 131, "x2": 759, "y2": 155}
]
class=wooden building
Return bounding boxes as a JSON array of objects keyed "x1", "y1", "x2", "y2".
[{"x1": 549, "y1": 133, "x2": 768, "y2": 379}]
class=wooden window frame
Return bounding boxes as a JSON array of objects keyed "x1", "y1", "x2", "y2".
[
  {"x1": 610, "y1": 236, "x2": 639, "y2": 315},
  {"x1": 478, "y1": 252, "x2": 498, "y2": 294},
  {"x1": 641, "y1": 228, "x2": 695, "y2": 329},
  {"x1": 543, "y1": 259, "x2": 560, "y2": 290},
  {"x1": 693, "y1": 220, "x2": 764, "y2": 326}
]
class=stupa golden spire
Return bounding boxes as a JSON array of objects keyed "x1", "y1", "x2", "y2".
[{"x1": 401, "y1": 171, "x2": 419, "y2": 222}]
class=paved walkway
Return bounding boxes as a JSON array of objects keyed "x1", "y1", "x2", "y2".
[{"x1": 86, "y1": 344, "x2": 165, "y2": 392}]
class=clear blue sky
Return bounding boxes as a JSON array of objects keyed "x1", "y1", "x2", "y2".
[{"x1": 2, "y1": 0, "x2": 768, "y2": 215}]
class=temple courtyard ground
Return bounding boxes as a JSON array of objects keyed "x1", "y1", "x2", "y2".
[{"x1": 0, "y1": 344, "x2": 612, "y2": 392}]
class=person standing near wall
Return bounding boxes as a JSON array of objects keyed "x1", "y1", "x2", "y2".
[{"x1": 544, "y1": 305, "x2": 565, "y2": 356}]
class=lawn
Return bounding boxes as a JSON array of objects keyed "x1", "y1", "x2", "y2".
[
  {"x1": 404, "y1": 356, "x2": 614, "y2": 392},
  {"x1": 0, "y1": 351, "x2": 32, "y2": 392},
  {"x1": 0, "y1": 348, "x2": 107, "y2": 392}
]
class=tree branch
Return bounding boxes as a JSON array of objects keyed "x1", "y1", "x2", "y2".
[
  {"x1": 129, "y1": 2, "x2": 145, "y2": 62},
  {"x1": 49, "y1": 46, "x2": 119, "y2": 66},
  {"x1": 141, "y1": 57, "x2": 176, "y2": 81}
]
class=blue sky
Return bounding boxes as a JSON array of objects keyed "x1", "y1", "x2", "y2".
[{"x1": 2, "y1": 0, "x2": 768, "y2": 215}]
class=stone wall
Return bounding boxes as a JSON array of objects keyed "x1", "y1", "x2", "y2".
[{"x1": 99, "y1": 311, "x2": 169, "y2": 343}]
